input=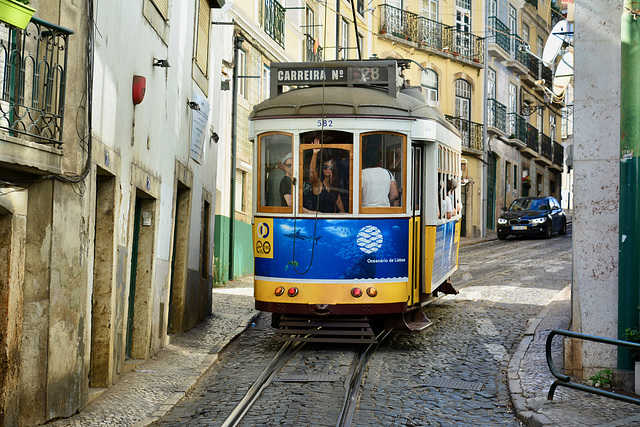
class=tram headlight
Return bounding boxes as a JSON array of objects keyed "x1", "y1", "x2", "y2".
[
  {"x1": 274, "y1": 286, "x2": 285, "y2": 296},
  {"x1": 366, "y1": 287, "x2": 378, "y2": 297},
  {"x1": 287, "y1": 287, "x2": 299, "y2": 297},
  {"x1": 351, "y1": 287, "x2": 363, "y2": 298}
]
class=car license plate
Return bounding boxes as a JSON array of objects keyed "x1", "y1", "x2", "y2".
[{"x1": 512, "y1": 225, "x2": 527, "y2": 230}]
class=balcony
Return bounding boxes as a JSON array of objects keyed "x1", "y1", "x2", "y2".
[
  {"x1": 260, "y1": 0, "x2": 285, "y2": 47},
  {"x1": 305, "y1": 34, "x2": 323, "y2": 62},
  {"x1": 445, "y1": 115, "x2": 484, "y2": 156},
  {"x1": 379, "y1": 4, "x2": 418, "y2": 41},
  {"x1": 487, "y1": 17, "x2": 510, "y2": 62},
  {"x1": 487, "y1": 98, "x2": 507, "y2": 137},
  {"x1": 525, "y1": 0, "x2": 538, "y2": 9},
  {"x1": 506, "y1": 36, "x2": 529, "y2": 75},
  {"x1": 0, "y1": 17, "x2": 73, "y2": 176},
  {"x1": 521, "y1": 123, "x2": 539, "y2": 158},
  {"x1": 538, "y1": 133, "x2": 553, "y2": 165},
  {"x1": 523, "y1": 54, "x2": 554, "y2": 93},
  {"x1": 417, "y1": 15, "x2": 446, "y2": 51},
  {"x1": 552, "y1": 141, "x2": 564, "y2": 171},
  {"x1": 507, "y1": 113, "x2": 527, "y2": 149},
  {"x1": 379, "y1": 5, "x2": 484, "y2": 66}
]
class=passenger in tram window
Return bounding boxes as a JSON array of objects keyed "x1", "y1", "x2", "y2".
[
  {"x1": 444, "y1": 178, "x2": 456, "y2": 219},
  {"x1": 306, "y1": 139, "x2": 346, "y2": 213},
  {"x1": 361, "y1": 145, "x2": 399, "y2": 207},
  {"x1": 267, "y1": 151, "x2": 288, "y2": 206},
  {"x1": 451, "y1": 178, "x2": 461, "y2": 215},
  {"x1": 279, "y1": 153, "x2": 293, "y2": 207}
]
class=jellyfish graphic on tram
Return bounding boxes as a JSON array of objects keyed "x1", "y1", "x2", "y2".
[{"x1": 249, "y1": 60, "x2": 462, "y2": 338}]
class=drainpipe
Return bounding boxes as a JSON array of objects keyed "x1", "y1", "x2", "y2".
[
  {"x1": 228, "y1": 35, "x2": 244, "y2": 282},
  {"x1": 481, "y1": 7, "x2": 489, "y2": 238},
  {"x1": 619, "y1": 1, "x2": 640, "y2": 370}
]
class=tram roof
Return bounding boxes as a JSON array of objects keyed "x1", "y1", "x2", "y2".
[{"x1": 249, "y1": 85, "x2": 460, "y2": 137}]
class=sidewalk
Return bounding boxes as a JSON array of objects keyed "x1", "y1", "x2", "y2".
[
  {"x1": 48, "y1": 275, "x2": 260, "y2": 427},
  {"x1": 509, "y1": 286, "x2": 640, "y2": 426}
]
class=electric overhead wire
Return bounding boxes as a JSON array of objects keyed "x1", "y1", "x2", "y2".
[{"x1": 292, "y1": 0, "x2": 331, "y2": 276}]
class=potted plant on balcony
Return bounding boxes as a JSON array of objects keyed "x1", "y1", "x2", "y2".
[
  {"x1": 522, "y1": 176, "x2": 531, "y2": 196},
  {"x1": 0, "y1": 0, "x2": 35, "y2": 29}
]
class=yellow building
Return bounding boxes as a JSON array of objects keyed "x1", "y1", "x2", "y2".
[{"x1": 344, "y1": 0, "x2": 487, "y2": 238}]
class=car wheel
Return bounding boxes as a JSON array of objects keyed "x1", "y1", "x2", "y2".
[
  {"x1": 559, "y1": 218, "x2": 567, "y2": 235},
  {"x1": 497, "y1": 231, "x2": 507, "y2": 240},
  {"x1": 544, "y1": 222, "x2": 552, "y2": 239}
]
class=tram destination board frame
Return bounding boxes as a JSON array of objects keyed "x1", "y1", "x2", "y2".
[{"x1": 270, "y1": 60, "x2": 399, "y2": 97}]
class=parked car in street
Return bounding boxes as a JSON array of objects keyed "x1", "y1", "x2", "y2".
[{"x1": 497, "y1": 196, "x2": 567, "y2": 240}]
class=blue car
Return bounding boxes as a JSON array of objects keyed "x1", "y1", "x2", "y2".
[{"x1": 497, "y1": 196, "x2": 567, "y2": 240}]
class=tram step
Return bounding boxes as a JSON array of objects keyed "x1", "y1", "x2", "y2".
[{"x1": 274, "y1": 317, "x2": 378, "y2": 344}]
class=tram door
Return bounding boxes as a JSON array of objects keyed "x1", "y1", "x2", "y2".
[{"x1": 410, "y1": 144, "x2": 424, "y2": 306}]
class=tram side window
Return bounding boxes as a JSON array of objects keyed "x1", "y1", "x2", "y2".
[
  {"x1": 360, "y1": 133, "x2": 405, "y2": 211},
  {"x1": 258, "y1": 133, "x2": 293, "y2": 212}
]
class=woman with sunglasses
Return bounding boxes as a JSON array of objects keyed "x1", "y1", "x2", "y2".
[
  {"x1": 306, "y1": 139, "x2": 346, "y2": 213},
  {"x1": 278, "y1": 153, "x2": 295, "y2": 207}
]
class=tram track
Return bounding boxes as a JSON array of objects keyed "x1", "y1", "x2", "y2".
[{"x1": 221, "y1": 329, "x2": 392, "y2": 427}]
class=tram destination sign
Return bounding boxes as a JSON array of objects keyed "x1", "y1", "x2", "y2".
[{"x1": 270, "y1": 61, "x2": 398, "y2": 97}]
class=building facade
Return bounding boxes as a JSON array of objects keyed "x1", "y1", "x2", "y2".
[
  {"x1": 485, "y1": 0, "x2": 565, "y2": 234},
  {"x1": 0, "y1": 1, "x2": 224, "y2": 424}
]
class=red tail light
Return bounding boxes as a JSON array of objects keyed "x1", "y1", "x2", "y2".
[
  {"x1": 351, "y1": 287, "x2": 363, "y2": 298},
  {"x1": 287, "y1": 287, "x2": 299, "y2": 297}
]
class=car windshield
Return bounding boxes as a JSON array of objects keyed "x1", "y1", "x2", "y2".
[{"x1": 508, "y1": 199, "x2": 549, "y2": 211}]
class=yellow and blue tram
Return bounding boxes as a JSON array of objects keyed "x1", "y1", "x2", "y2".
[{"x1": 249, "y1": 60, "x2": 462, "y2": 331}]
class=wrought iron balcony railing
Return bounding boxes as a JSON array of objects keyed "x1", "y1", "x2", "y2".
[
  {"x1": 526, "y1": 124, "x2": 539, "y2": 153},
  {"x1": 417, "y1": 15, "x2": 446, "y2": 50},
  {"x1": 487, "y1": 98, "x2": 507, "y2": 133},
  {"x1": 508, "y1": 112, "x2": 527, "y2": 142},
  {"x1": 511, "y1": 35, "x2": 530, "y2": 67},
  {"x1": 445, "y1": 115, "x2": 484, "y2": 152},
  {"x1": 541, "y1": 133, "x2": 553, "y2": 161},
  {"x1": 380, "y1": 4, "x2": 484, "y2": 64},
  {"x1": 305, "y1": 34, "x2": 323, "y2": 62},
  {"x1": 446, "y1": 26, "x2": 484, "y2": 63},
  {"x1": 0, "y1": 17, "x2": 73, "y2": 146},
  {"x1": 553, "y1": 141, "x2": 564, "y2": 166},
  {"x1": 260, "y1": 0, "x2": 285, "y2": 47},
  {"x1": 525, "y1": 0, "x2": 538, "y2": 8},
  {"x1": 380, "y1": 4, "x2": 418, "y2": 41},
  {"x1": 488, "y1": 16, "x2": 510, "y2": 54}
]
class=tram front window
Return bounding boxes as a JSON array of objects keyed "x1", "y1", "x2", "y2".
[
  {"x1": 360, "y1": 133, "x2": 405, "y2": 212},
  {"x1": 258, "y1": 132, "x2": 293, "y2": 212},
  {"x1": 299, "y1": 131, "x2": 353, "y2": 214}
]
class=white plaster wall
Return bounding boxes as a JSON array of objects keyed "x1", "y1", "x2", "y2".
[
  {"x1": 92, "y1": 0, "x2": 220, "y2": 354},
  {"x1": 573, "y1": 0, "x2": 621, "y2": 371}
]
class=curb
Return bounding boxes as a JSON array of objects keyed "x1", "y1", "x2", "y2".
[
  {"x1": 507, "y1": 287, "x2": 569, "y2": 426},
  {"x1": 134, "y1": 311, "x2": 261, "y2": 427}
]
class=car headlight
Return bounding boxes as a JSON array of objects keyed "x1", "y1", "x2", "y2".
[
  {"x1": 531, "y1": 217, "x2": 546, "y2": 224},
  {"x1": 497, "y1": 218, "x2": 508, "y2": 224}
]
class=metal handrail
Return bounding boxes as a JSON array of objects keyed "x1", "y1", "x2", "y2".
[{"x1": 546, "y1": 329, "x2": 640, "y2": 405}]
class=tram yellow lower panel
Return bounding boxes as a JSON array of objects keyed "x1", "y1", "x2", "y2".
[{"x1": 255, "y1": 279, "x2": 409, "y2": 305}]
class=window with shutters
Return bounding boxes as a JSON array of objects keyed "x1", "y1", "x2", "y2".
[{"x1": 195, "y1": 0, "x2": 210, "y2": 76}]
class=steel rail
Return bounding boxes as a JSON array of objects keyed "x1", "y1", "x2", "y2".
[
  {"x1": 221, "y1": 340, "x2": 306, "y2": 427},
  {"x1": 336, "y1": 329, "x2": 392, "y2": 427}
]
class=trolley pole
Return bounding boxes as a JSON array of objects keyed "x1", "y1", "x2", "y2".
[
  {"x1": 619, "y1": 1, "x2": 640, "y2": 370},
  {"x1": 228, "y1": 35, "x2": 244, "y2": 282}
]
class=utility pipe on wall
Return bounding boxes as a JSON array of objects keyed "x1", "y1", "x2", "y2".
[{"x1": 619, "y1": 1, "x2": 640, "y2": 370}]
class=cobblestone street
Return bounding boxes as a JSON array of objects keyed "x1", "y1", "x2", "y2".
[{"x1": 156, "y1": 232, "x2": 572, "y2": 426}]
